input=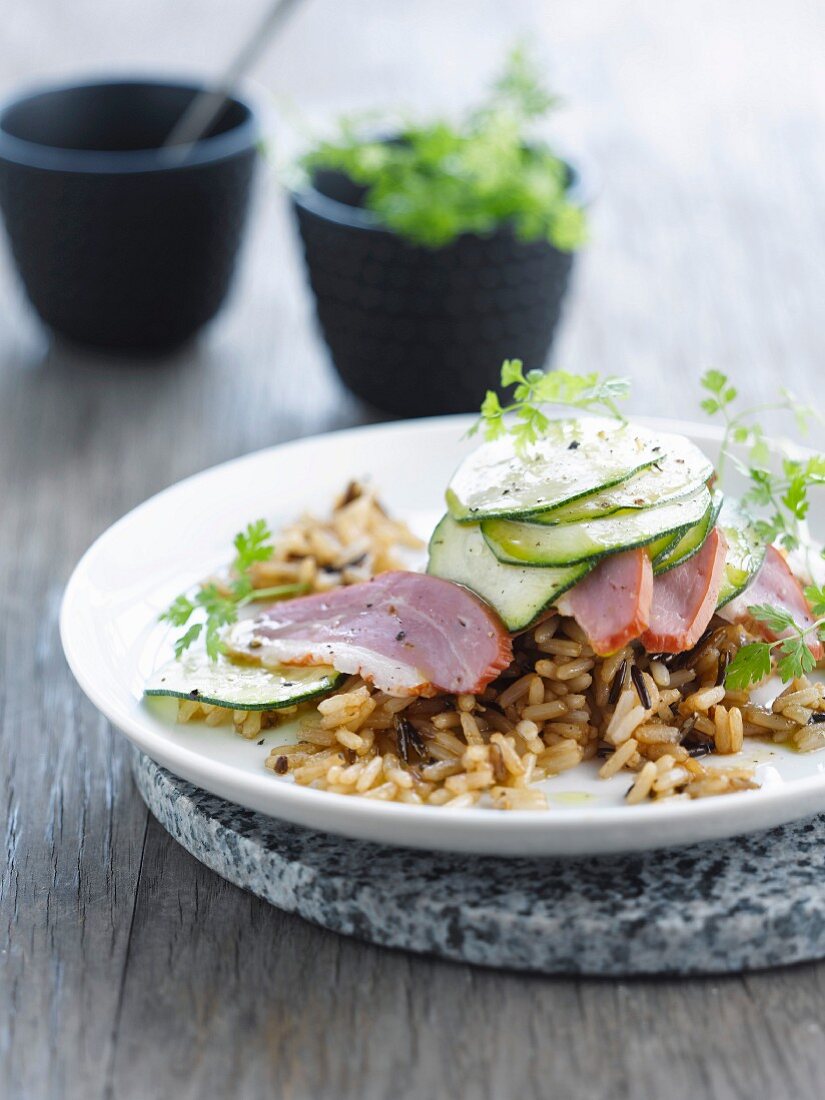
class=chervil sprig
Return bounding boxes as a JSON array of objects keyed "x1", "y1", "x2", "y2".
[
  {"x1": 229, "y1": 518, "x2": 276, "y2": 600},
  {"x1": 700, "y1": 370, "x2": 825, "y2": 553},
  {"x1": 160, "y1": 520, "x2": 306, "y2": 661},
  {"x1": 724, "y1": 595, "x2": 825, "y2": 690},
  {"x1": 470, "y1": 360, "x2": 630, "y2": 454}
]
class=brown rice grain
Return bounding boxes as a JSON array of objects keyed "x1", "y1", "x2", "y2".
[
  {"x1": 684, "y1": 685, "x2": 726, "y2": 712},
  {"x1": 541, "y1": 739, "x2": 584, "y2": 775},
  {"x1": 498, "y1": 674, "x2": 535, "y2": 708},
  {"x1": 649, "y1": 660, "x2": 670, "y2": 688},
  {"x1": 728, "y1": 706, "x2": 744, "y2": 753},
  {"x1": 538, "y1": 637, "x2": 582, "y2": 658},
  {"x1": 520, "y1": 700, "x2": 568, "y2": 722},
  {"x1": 599, "y1": 737, "x2": 639, "y2": 778},
  {"x1": 533, "y1": 617, "x2": 560, "y2": 646},
  {"x1": 490, "y1": 733, "x2": 526, "y2": 776},
  {"x1": 626, "y1": 760, "x2": 658, "y2": 804}
]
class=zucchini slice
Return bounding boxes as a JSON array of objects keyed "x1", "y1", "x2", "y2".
[
  {"x1": 646, "y1": 529, "x2": 683, "y2": 563},
  {"x1": 527, "y1": 441, "x2": 713, "y2": 526},
  {"x1": 446, "y1": 418, "x2": 669, "y2": 523},
  {"x1": 481, "y1": 487, "x2": 712, "y2": 568},
  {"x1": 145, "y1": 654, "x2": 345, "y2": 711},
  {"x1": 716, "y1": 499, "x2": 766, "y2": 608},
  {"x1": 653, "y1": 493, "x2": 724, "y2": 576},
  {"x1": 427, "y1": 514, "x2": 591, "y2": 632}
]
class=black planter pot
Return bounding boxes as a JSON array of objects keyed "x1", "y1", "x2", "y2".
[
  {"x1": 292, "y1": 164, "x2": 584, "y2": 416},
  {"x1": 0, "y1": 77, "x2": 259, "y2": 353}
]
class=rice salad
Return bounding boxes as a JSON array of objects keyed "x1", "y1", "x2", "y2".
[{"x1": 149, "y1": 371, "x2": 825, "y2": 811}]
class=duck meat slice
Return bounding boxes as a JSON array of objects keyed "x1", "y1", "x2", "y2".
[
  {"x1": 640, "y1": 527, "x2": 728, "y2": 654},
  {"x1": 555, "y1": 548, "x2": 653, "y2": 656},
  {"x1": 227, "y1": 570, "x2": 513, "y2": 697},
  {"x1": 718, "y1": 545, "x2": 823, "y2": 659}
]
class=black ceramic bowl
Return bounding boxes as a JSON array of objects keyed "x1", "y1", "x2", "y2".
[
  {"x1": 292, "y1": 163, "x2": 586, "y2": 416},
  {"x1": 0, "y1": 78, "x2": 259, "y2": 352}
]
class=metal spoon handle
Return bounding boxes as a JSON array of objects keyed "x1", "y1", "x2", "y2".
[{"x1": 163, "y1": 0, "x2": 303, "y2": 154}]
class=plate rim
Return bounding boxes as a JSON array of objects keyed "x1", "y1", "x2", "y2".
[{"x1": 60, "y1": 413, "x2": 825, "y2": 856}]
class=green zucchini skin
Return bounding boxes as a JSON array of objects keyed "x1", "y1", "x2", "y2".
[
  {"x1": 645, "y1": 529, "x2": 684, "y2": 563},
  {"x1": 526, "y1": 449, "x2": 713, "y2": 527},
  {"x1": 652, "y1": 493, "x2": 724, "y2": 576},
  {"x1": 145, "y1": 655, "x2": 345, "y2": 712},
  {"x1": 715, "y1": 500, "x2": 767, "y2": 608},
  {"x1": 427, "y1": 514, "x2": 592, "y2": 632},
  {"x1": 447, "y1": 418, "x2": 671, "y2": 524},
  {"x1": 480, "y1": 487, "x2": 712, "y2": 568}
]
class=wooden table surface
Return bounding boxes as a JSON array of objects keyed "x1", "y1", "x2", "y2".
[{"x1": 3, "y1": 1, "x2": 825, "y2": 1096}]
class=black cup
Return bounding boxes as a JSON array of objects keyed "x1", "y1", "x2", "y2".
[
  {"x1": 292, "y1": 160, "x2": 586, "y2": 416},
  {"x1": 0, "y1": 78, "x2": 259, "y2": 352}
]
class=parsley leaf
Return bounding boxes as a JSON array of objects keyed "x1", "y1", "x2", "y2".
[
  {"x1": 747, "y1": 603, "x2": 797, "y2": 635},
  {"x1": 724, "y1": 602, "x2": 825, "y2": 690},
  {"x1": 776, "y1": 635, "x2": 817, "y2": 682},
  {"x1": 804, "y1": 584, "x2": 825, "y2": 619},
  {"x1": 724, "y1": 642, "x2": 773, "y2": 691}
]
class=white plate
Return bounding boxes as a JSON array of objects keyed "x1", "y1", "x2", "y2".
[{"x1": 60, "y1": 415, "x2": 825, "y2": 857}]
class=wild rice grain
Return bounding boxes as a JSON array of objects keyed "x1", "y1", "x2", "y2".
[
  {"x1": 608, "y1": 658, "x2": 628, "y2": 705},
  {"x1": 631, "y1": 664, "x2": 651, "y2": 709}
]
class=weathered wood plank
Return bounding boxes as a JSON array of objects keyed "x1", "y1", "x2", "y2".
[{"x1": 3, "y1": 0, "x2": 825, "y2": 1096}]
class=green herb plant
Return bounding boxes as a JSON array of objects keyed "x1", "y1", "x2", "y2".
[
  {"x1": 301, "y1": 47, "x2": 586, "y2": 251},
  {"x1": 160, "y1": 520, "x2": 307, "y2": 660}
]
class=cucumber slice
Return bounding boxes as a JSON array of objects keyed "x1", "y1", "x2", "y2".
[
  {"x1": 447, "y1": 418, "x2": 668, "y2": 523},
  {"x1": 145, "y1": 654, "x2": 344, "y2": 711},
  {"x1": 716, "y1": 499, "x2": 766, "y2": 608},
  {"x1": 481, "y1": 487, "x2": 712, "y2": 568},
  {"x1": 653, "y1": 493, "x2": 724, "y2": 576},
  {"x1": 527, "y1": 442, "x2": 713, "y2": 526},
  {"x1": 427, "y1": 514, "x2": 592, "y2": 632}
]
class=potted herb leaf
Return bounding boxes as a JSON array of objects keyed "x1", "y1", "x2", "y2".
[{"x1": 291, "y1": 49, "x2": 589, "y2": 416}]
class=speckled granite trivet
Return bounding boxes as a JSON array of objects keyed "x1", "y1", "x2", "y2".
[{"x1": 133, "y1": 752, "x2": 825, "y2": 976}]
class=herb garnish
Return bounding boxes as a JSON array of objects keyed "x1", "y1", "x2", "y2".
[
  {"x1": 723, "y1": 589, "x2": 825, "y2": 690},
  {"x1": 469, "y1": 359, "x2": 630, "y2": 453},
  {"x1": 301, "y1": 47, "x2": 586, "y2": 251},
  {"x1": 700, "y1": 369, "x2": 824, "y2": 553},
  {"x1": 160, "y1": 519, "x2": 307, "y2": 660},
  {"x1": 698, "y1": 371, "x2": 825, "y2": 688}
]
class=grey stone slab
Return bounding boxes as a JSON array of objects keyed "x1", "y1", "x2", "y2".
[{"x1": 133, "y1": 751, "x2": 825, "y2": 976}]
